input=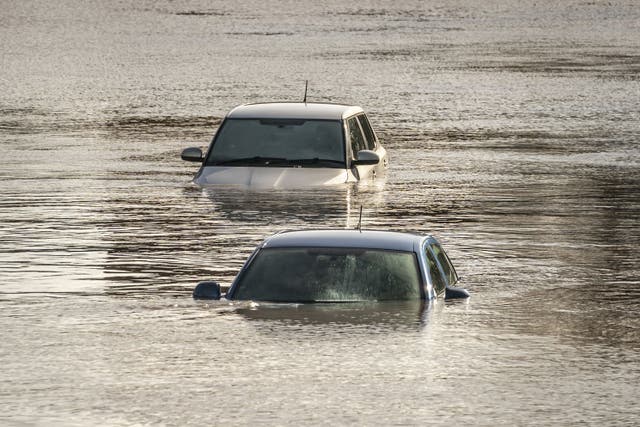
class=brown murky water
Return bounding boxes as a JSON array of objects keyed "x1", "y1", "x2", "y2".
[{"x1": 1, "y1": 1, "x2": 639, "y2": 425}]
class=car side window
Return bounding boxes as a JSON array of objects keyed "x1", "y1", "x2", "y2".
[
  {"x1": 357, "y1": 114, "x2": 377, "y2": 150},
  {"x1": 425, "y1": 248, "x2": 446, "y2": 294},
  {"x1": 347, "y1": 116, "x2": 366, "y2": 158},
  {"x1": 429, "y1": 242, "x2": 457, "y2": 286}
]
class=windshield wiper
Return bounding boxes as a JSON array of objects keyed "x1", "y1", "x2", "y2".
[
  {"x1": 213, "y1": 157, "x2": 345, "y2": 167},
  {"x1": 286, "y1": 158, "x2": 345, "y2": 166},
  {"x1": 213, "y1": 156, "x2": 288, "y2": 166}
]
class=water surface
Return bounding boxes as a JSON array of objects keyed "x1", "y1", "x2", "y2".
[{"x1": 1, "y1": 0, "x2": 639, "y2": 425}]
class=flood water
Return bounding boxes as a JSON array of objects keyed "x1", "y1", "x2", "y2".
[{"x1": 1, "y1": 0, "x2": 640, "y2": 425}]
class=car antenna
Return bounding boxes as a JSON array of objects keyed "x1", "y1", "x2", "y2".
[
  {"x1": 357, "y1": 205, "x2": 363, "y2": 233},
  {"x1": 303, "y1": 80, "x2": 308, "y2": 104}
]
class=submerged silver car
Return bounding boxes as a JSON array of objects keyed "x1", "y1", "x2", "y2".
[
  {"x1": 181, "y1": 102, "x2": 388, "y2": 188},
  {"x1": 193, "y1": 229, "x2": 469, "y2": 302}
]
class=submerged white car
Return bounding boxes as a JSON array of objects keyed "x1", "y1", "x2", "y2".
[{"x1": 181, "y1": 102, "x2": 389, "y2": 188}]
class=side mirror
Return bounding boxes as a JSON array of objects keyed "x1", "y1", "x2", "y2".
[
  {"x1": 181, "y1": 147, "x2": 204, "y2": 163},
  {"x1": 193, "y1": 281, "x2": 221, "y2": 300},
  {"x1": 353, "y1": 150, "x2": 380, "y2": 166},
  {"x1": 445, "y1": 285, "x2": 470, "y2": 300}
]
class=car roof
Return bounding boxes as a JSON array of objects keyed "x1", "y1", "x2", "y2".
[
  {"x1": 226, "y1": 102, "x2": 364, "y2": 120},
  {"x1": 261, "y1": 229, "x2": 427, "y2": 252}
]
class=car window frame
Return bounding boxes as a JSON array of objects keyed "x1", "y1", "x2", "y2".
[
  {"x1": 420, "y1": 237, "x2": 460, "y2": 295},
  {"x1": 203, "y1": 117, "x2": 348, "y2": 168},
  {"x1": 345, "y1": 115, "x2": 368, "y2": 161},
  {"x1": 428, "y1": 240, "x2": 458, "y2": 287},
  {"x1": 423, "y1": 244, "x2": 447, "y2": 295},
  {"x1": 357, "y1": 114, "x2": 378, "y2": 151},
  {"x1": 227, "y1": 246, "x2": 426, "y2": 301}
]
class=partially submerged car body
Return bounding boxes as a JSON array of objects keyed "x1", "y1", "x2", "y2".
[
  {"x1": 193, "y1": 230, "x2": 469, "y2": 302},
  {"x1": 181, "y1": 102, "x2": 388, "y2": 188}
]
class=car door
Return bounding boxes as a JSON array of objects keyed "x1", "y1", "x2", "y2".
[
  {"x1": 356, "y1": 114, "x2": 388, "y2": 171},
  {"x1": 346, "y1": 114, "x2": 387, "y2": 180},
  {"x1": 424, "y1": 245, "x2": 447, "y2": 296},
  {"x1": 428, "y1": 240, "x2": 458, "y2": 287}
]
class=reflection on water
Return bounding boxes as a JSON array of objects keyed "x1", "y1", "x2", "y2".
[
  {"x1": 232, "y1": 301, "x2": 433, "y2": 329},
  {"x1": 200, "y1": 186, "x2": 360, "y2": 226},
  {"x1": 1, "y1": 0, "x2": 640, "y2": 425},
  {"x1": 98, "y1": 184, "x2": 389, "y2": 293}
]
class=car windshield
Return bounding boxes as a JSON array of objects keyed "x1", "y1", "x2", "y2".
[
  {"x1": 206, "y1": 119, "x2": 345, "y2": 167},
  {"x1": 231, "y1": 247, "x2": 422, "y2": 302}
]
